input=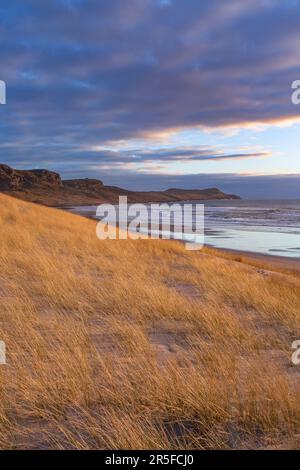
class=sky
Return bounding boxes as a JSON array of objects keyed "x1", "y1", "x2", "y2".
[{"x1": 0, "y1": 0, "x2": 300, "y2": 198}]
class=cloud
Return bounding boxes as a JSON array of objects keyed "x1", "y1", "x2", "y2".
[
  {"x1": 0, "y1": 0, "x2": 299, "y2": 179},
  {"x1": 0, "y1": 141, "x2": 270, "y2": 175},
  {"x1": 111, "y1": 147, "x2": 270, "y2": 163}
]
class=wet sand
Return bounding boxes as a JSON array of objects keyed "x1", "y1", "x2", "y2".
[{"x1": 205, "y1": 246, "x2": 300, "y2": 276}]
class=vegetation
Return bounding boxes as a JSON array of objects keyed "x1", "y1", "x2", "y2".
[{"x1": 0, "y1": 194, "x2": 300, "y2": 449}]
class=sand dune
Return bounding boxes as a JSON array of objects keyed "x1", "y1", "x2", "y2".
[{"x1": 1, "y1": 193, "x2": 300, "y2": 449}]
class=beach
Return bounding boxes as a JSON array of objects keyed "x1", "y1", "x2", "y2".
[
  {"x1": 204, "y1": 247, "x2": 300, "y2": 276},
  {"x1": 68, "y1": 199, "x2": 300, "y2": 266}
]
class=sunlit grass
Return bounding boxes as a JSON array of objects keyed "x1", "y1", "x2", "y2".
[{"x1": 0, "y1": 194, "x2": 300, "y2": 449}]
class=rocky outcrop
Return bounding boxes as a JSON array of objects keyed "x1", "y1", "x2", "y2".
[
  {"x1": 0, "y1": 164, "x2": 62, "y2": 190},
  {"x1": 63, "y1": 178, "x2": 104, "y2": 193}
]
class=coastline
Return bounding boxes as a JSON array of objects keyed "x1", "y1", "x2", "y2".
[
  {"x1": 203, "y1": 245, "x2": 300, "y2": 276},
  {"x1": 63, "y1": 204, "x2": 300, "y2": 275}
]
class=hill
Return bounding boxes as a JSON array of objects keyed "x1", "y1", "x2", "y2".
[{"x1": 0, "y1": 164, "x2": 240, "y2": 206}]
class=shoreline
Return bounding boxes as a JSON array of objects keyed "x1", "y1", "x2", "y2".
[
  {"x1": 63, "y1": 205, "x2": 300, "y2": 274},
  {"x1": 204, "y1": 245, "x2": 300, "y2": 275},
  {"x1": 54, "y1": 196, "x2": 240, "y2": 209}
]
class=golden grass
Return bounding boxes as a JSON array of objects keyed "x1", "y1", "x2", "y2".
[{"x1": 1, "y1": 193, "x2": 300, "y2": 449}]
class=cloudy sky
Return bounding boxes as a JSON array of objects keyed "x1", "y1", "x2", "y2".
[{"x1": 1, "y1": 0, "x2": 300, "y2": 197}]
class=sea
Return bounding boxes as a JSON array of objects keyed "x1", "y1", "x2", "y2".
[{"x1": 69, "y1": 199, "x2": 300, "y2": 259}]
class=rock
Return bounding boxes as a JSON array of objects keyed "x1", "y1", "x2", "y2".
[
  {"x1": 63, "y1": 178, "x2": 103, "y2": 192},
  {"x1": 0, "y1": 164, "x2": 62, "y2": 190},
  {"x1": 0, "y1": 164, "x2": 22, "y2": 190}
]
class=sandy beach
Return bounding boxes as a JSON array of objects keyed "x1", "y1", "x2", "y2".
[{"x1": 204, "y1": 246, "x2": 300, "y2": 276}]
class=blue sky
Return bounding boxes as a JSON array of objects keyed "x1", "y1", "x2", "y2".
[{"x1": 0, "y1": 0, "x2": 300, "y2": 197}]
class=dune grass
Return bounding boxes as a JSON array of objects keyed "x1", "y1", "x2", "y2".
[{"x1": 0, "y1": 193, "x2": 300, "y2": 449}]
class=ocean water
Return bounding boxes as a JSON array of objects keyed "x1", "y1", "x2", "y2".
[
  {"x1": 202, "y1": 200, "x2": 300, "y2": 258},
  {"x1": 69, "y1": 199, "x2": 300, "y2": 259}
]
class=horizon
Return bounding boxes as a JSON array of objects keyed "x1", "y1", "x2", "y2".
[
  {"x1": 1, "y1": 0, "x2": 300, "y2": 198},
  {"x1": 4, "y1": 161, "x2": 300, "y2": 200}
]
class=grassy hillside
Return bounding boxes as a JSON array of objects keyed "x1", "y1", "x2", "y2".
[{"x1": 1, "y1": 193, "x2": 300, "y2": 449}]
